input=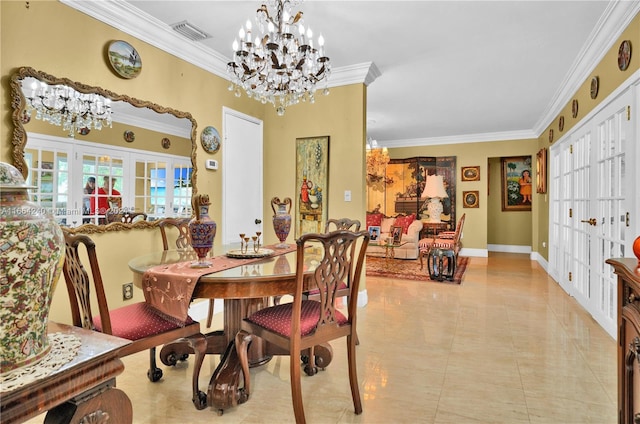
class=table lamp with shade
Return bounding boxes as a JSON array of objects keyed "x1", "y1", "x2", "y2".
[{"x1": 421, "y1": 175, "x2": 448, "y2": 223}]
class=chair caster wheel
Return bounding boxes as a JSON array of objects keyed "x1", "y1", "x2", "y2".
[
  {"x1": 164, "y1": 352, "x2": 178, "y2": 366},
  {"x1": 147, "y1": 367, "x2": 163, "y2": 382},
  {"x1": 192, "y1": 391, "x2": 207, "y2": 410}
]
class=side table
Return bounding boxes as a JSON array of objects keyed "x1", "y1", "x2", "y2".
[{"x1": 1, "y1": 322, "x2": 132, "y2": 424}]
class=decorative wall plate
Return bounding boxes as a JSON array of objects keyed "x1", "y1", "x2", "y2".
[
  {"x1": 590, "y1": 76, "x2": 599, "y2": 99},
  {"x1": 461, "y1": 166, "x2": 480, "y2": 181},
  {"x1": 572, "y1": 99, "x2": 579, "y2": 118},
  {"x1": 463, "y1": 191, "x2": 479, "y2": 208},
  {"x1": 618, "y1": 40, "x2": 632, "y2": 71},
  {"x1": 161, "y1": 137, "x2": 171, "y2": 149},
  {"x1": 107, "y1": 40, "x2": 142, "y2": 79},
  {"x1": 558, "y1": 116, "x2": 564, "y2": 132},
  {"x1": 123, "y1": 130, "x2": 135, "y2": 143},
  {"x1": 548, "y1": 129, "x2": 554, "y2": 143},
  {"x1": 201, "y1": 126, "x2": 221, "y2": 153}
]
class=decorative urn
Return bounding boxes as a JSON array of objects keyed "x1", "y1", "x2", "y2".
[
  {"x1": 271, "y1": 197, "x2": 292, "y2": 248},
  {"x1": 189, "y1": 194, "x2": 216, "y2": 267},
  {"x1": 0, "y1": 162, "x2": 64, "y2": 373}
]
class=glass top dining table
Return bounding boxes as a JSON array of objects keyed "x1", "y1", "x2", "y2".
[
  {"x1": 127, "y1": 246, "x2": 327, "y2": 414},
  {"x1": 127, "y1": 247, "x2": 319, "y2": 300}
]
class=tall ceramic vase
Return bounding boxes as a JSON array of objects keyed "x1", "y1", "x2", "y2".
[
  {"x1": 271, "y1": 197, "x2": 292, "y2": 249},
  {"x1": 189, "y1": 194, "x2": 216, "y2": 268},
  {"x1": 0, "y1": 162, "x2": 64, "y2": 374}
]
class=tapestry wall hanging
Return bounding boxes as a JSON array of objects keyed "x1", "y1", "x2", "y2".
[
  {"x1": 501, "y1": 156, "x2": 532, "y2": 211},
  {"x1": 295, "y1": 136, "x2": 329, "y2": 237}
]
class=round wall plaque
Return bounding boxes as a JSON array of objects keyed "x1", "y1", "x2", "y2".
[
  {"x1": 558, "y1": 116, "x2": 565, "y2": 132},
  {"x1": 590, "y1": 76, "x2": 599, "y2": 99},
  {"x1": 618, "y1": 40, "x2": 632, "y2": 71},
  {"x1": 548, "y1": 129, "x2": 554, "y2": 143},
  {"x1": 161, "y1": 137, "x2": 171, "y2": 149},
  {"x1": 201, "y1": 126, "x2": 221, "y2": 154},
  {"x1": 572, "y1": 99, "x2": 579, "y2": 118},
  {"x1": 107, "y1": 40, "x2": 142, "y2": 79},
  {"x1": 123, "y1": 130, "x2": 135, "y2": 143}
]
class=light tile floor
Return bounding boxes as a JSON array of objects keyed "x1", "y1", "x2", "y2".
[{"x1": 26, "y1": 253, "x2": 617, "y2": 423}]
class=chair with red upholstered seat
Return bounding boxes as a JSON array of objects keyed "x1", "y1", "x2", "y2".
[
  {"x1": 62, "y1": 229, "x2": 208, "y2": 409},
  {"x1": 418, "y1": 213, "x2": 465, "y2": 270},
  {"x1": 235, "y1": 229, "x2": 369, "y2": 424}
]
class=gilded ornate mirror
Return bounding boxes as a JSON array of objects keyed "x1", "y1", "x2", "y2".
[{"x1": 10, "y1": 67, "x2": 198, "y2": 233}]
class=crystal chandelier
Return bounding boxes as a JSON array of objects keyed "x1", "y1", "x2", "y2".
[
  {"x1": 22, "y1": 77, "x2": 112, "y2": 137},
  {"x1": 366, "y1": 138, "x2": 393, "y2": 185},
  {"x1": 227, "y1": 0, "x2": 331, "y2": 116}
]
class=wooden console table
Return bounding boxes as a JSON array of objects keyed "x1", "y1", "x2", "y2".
[
  {"x1": 606, "y1": 257, "x2": 640, "y2": 424},
  {"x1": 1, "y1": 322, "x2": 132, "y2": 424}
]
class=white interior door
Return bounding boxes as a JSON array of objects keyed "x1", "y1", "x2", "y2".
[
  {"x1": 549, "y1": 89, "x2": 633, "y2": 338},
  {"x1": 222, "y1": 108, "x2": 263, "y2": 247}
]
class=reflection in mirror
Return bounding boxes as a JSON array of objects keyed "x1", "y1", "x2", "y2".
[{"x1": 10, "y1": 67, "x2": 198, "y2": 233}]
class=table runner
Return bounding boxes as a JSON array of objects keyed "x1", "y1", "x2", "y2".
[{"x1": 142, "y1": 244, "x2": 297, "y2": 324}]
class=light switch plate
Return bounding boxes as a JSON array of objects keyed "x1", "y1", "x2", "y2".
[{"x1": 344, "y1": 190, "x2": 351, "y2": 201}]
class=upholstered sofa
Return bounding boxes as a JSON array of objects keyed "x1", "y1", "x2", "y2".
[{"x1": 365, "y1": 212, "x2": 423, "y2": 259}]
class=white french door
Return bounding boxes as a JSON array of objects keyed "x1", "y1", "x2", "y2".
[{"x1": 549, "y1": 89, "x2": 634, "y2": 338}]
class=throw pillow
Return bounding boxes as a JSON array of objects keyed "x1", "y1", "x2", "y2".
[
  {"x1": 394, "y1": 213, "x2": 416, "y2": 234},
  {"x1": 366, "y1": 212, "x2": 383, "y2": 228}
]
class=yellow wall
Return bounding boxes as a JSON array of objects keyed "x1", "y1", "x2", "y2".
[{"x1": 1, "y1": 1, "x2": 366, "y2": 323}]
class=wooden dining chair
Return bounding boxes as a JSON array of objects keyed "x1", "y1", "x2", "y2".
[
  {"x1": 158, "y1": 217, "x2": 216, "y2": 329},
  {"x1": 61, "y1": 229, "x2": 208, "y2": 409},
  {"x1": 235, "y1": 229, "x2": 370, "y2": 424}
]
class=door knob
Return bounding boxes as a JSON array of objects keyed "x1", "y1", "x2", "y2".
[
  {"x1": 255, "y1": 219, "x2": 262, "y2": 224},
  {"x1": 580, "y1": 218, "x2": 597, "y2": 226}
]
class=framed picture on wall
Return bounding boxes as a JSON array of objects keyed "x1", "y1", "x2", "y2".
[
  {"x1": 463, "y1": 191, "x2": 479, "y2": 208},
  {"x1": 461, "y1": 166, "x2": 480, "y2": 181},
  {"x1": 295, "y1": 136, "x2": 330, "y2": 238},
  {"x1": 536, "y1": 148, "x2": 547, "y2": 194},
  {"x1": 501, "y1": 156, "x2": 532, "y2": 211}
]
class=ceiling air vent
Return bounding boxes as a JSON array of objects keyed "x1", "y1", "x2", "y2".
[{"x1": 171, "y1": 21, "x2": 211, "y2": 42}]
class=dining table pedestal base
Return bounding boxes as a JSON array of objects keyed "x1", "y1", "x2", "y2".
[{"x1": 158, "y1": 297, "x2": 335, "y2": 414}]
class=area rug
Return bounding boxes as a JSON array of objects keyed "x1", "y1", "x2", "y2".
[{"x1": 366, "y1": 255, "x2": 469, "y2": 284}]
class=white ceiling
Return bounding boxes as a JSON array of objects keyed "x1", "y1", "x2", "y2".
[{"x1": 64, "y1": 0, "x2": 640, "y2": 147}]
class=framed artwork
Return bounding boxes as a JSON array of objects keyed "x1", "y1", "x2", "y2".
[
  {"x1": 461, "y1": 166, "x2": 480, "y2": 181},
  {"x1": 618, "y1": 40, "x2": 632, "y2": 71},
  {"x1": 463, "y1": 191, "x2": 479, "y2": 208},
  {"x1": 536, "y1": 148, "x2": 547, "y2": 194},
  {"x1": 501, "y1": 156, "x2": 532, "y2": 211},
  {"x1": 368, "y1": 226, "x2": 381, "y2": 242},
  {"x1": 201, "y1": 126, "x2": 221, "y2": 154},
  {"x1": 295, "y1": 136, "x2": 329, "y2": 237},
  {"x1": 391, "y1": 226, "x2": 403, "y2": 245}
]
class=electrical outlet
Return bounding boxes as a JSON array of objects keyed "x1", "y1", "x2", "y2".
[{"x1": 122, "y1": 282, "x2": 134, "y2": 300}]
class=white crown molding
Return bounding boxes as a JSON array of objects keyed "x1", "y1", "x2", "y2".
[
  {"x1": 60, "y1": 0, "x2": 375, "y2": 87},
  {"x1": 533, "y1": 0, "x2": 640, "y2": 137},
  {"x1": 380, "y1": 129, "x2": 537, "y2": 148}
]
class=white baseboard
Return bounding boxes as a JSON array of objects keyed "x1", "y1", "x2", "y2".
[
  {"x1": 487, "y1": 244, "x2": 532, "y2": 254},
  {"x1": 460, "y1": 247, "x2": 488, "y2": 257}
]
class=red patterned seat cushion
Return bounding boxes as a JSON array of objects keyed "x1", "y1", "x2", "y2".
[
  {"x1": 393, "y1": 213, "x2": 416, "y2": 234},
  {"x1": 245, "y1": 300, "x2": 348, "y2": 337},
  {"x1": 366, "y1": 212, "x2": 383, "y2": 228},
  {"x1": 94, "y1": 302, "x2": 196, "y2": 341}
]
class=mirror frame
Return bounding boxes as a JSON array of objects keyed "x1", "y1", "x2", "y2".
[{"x1": 10, "y1": 66, "x2": 198, "y2": 234}]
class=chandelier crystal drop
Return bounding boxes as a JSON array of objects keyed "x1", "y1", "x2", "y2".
[
  {"x1": 22, "y1": 77, "x2": 112, "y2": 138},
  {"x1": 227, "y1": 0, "x2": 331, "y2": 116}
]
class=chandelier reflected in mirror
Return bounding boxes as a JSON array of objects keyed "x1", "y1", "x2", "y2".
[
  {"x1": 366, "y1": 138, "x2": 393, "y2": 185},
  {"x1": 21, "y1": 77, "x2": 112, "y2": 138},
  {"x1": 227, "y1": 0, "x2": 331, "y2": 116}
]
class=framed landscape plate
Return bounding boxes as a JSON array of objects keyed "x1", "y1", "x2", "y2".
[
  {"x1": 201, "y1": 126, "x2": 221, "y2": 153},
  {"x1": 107, "y1": 40, "x2": 142, "y2": 79}
]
